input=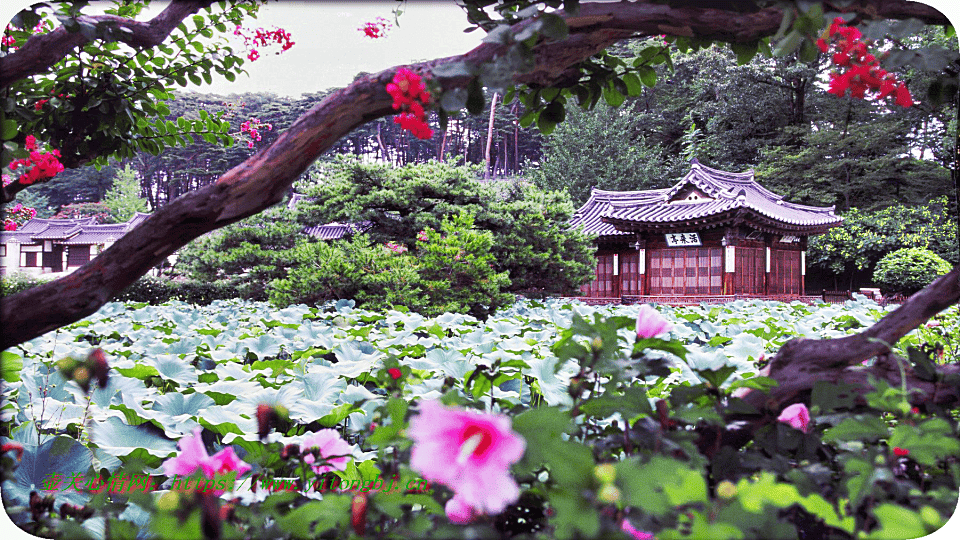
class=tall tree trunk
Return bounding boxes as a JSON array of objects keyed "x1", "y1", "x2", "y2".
[
  {"x1": 439, "y1": 125, "x2": 448, "y2": 162},
  {"x1": 514, "y1": 103, "x2": 520, "y2": 176},
  {"x1": 377, "y1": 123, "x2": 391, "y2": 163},
  {"x1": 485, "y1": 92, "x2": 499, "y2": 180}
]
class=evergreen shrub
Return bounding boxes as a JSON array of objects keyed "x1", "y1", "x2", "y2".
[{"x1": 873, "y1": 247, "x2": 952, "y2": 295}]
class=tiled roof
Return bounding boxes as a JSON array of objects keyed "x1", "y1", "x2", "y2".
[
  {"x1": 569, "y1": 187, "x2": 671, "y2": 238},
  {"x1": 302, "y1": 222, "x2": 370, "y2": 240},
  {"x1": 287, "y1": 193, "x2": 375, "y2": 240},
  {"x1": 60, "y1": 223, "x2": 129, "y2": 245},
  {"x1": 570, "y1": 160, "x2": 842, "y2": 237},
  {"x1": 1, "y1": 213, "x2": 152, "y2": 245}
]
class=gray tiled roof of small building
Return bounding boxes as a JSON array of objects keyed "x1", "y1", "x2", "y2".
[
  {"x1": 302, "y1": 222, "x2": 371, "y2": 240},
  {"x1": 60, "y1": 223, "x2": 129, "y2": 245},
  {"x1": 2, "y1": 214, "x2": 151, "y2": 244},
  {"x1": 569, "y1": 160, "x2": 841, "y2": 236}
]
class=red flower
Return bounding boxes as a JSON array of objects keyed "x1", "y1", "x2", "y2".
[
  {"x1": 893, "y1": 447, "x2": 910, "y2": 457},
  {"x1": 387, "y1": 68, "x2": 433, "y2": 139},
  {"x1": 894, "y1": 84, "x2": 914, "y2": 107},
  {"x1": 819, "y1": 17, "x2": 913, "y2": 107},
  {"x1": 388, "y1": 368, "x2": 402, "y2": 380},
  {"x1": 359, "y1": 17, "x2": 392, "y2": 39}
]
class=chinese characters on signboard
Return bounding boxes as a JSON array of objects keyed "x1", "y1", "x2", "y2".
[{"x1": 664, "y1": 232, "x2": 701, "y2": 247}]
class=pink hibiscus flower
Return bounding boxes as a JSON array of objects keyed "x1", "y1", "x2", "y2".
[
  {"x1": 408, "y1": 400, "x2": 526, "y2": 517},
  {"x1": 622, "y1": 519, "x2": 656, "y2": 540},
  {"x1": 445, "y1": 494, "x2": 480, "y2": 524},
  {"x1": 636, "y1": 304, "x2": 673, "y2": 339},
  {"x1": 777, "y1": 403, "x2": 811, "y2": 434},
  {"x1": 300, "y1": 429, "x2": 353, "y2": 474},
  {"x1": 162, "y1": 428, "x2": 251, "y2": 494}
]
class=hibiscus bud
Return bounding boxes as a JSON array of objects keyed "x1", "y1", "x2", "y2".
[
  {"x1": 597, "y1": 484, "x2": 621, "y2": 503},
  {"x1": 777, "y1": 403, "x2": 811, "y2": 434},
  {"x1": 156, "y1": 491, "x2": 180, "y2": 511},
  {"x1": 72, "y1": 366, "x2": 91, "y2": 390},
  {"x1": 280, "y1": 444, "x2": 300, "y2": 459},
  {"x1": 593, "y1": 464, "x2": 616, "y2": 484},
  {"x1": 199, "y1": 492, "x2": 222, "y2": 540},
  {"x1": 351, "y1": 492, "x2": 368, "y2": 535},
  {"x1": 89, "y1": 348, "x2": 109, "y2": 389},
  {"x1": 256, "y1": 404, "x2": 274, "y2": 440},
  {"x1": 716, "y1": 480, "x2": 737, "y2": 500}
]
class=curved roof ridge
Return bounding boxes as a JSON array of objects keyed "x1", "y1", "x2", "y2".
[{"x1": 697, "y1": 161, "x2": 755, "y2": 181}]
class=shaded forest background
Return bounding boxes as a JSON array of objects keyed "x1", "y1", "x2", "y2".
[{"x1": 11, "y1": 34, "x2": 959, "y2": 292}]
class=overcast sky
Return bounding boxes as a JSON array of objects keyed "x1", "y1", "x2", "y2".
[
  {"x1": 191, "y1": 1, "x2": 485, "y2": 96},
  {"x1": 1, "y1": 1, "x2": 484, "y2": 97}
]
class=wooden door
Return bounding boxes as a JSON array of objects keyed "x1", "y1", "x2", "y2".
[{"x1": 649, "y1": 248, "x2": 722, "y2": 295}]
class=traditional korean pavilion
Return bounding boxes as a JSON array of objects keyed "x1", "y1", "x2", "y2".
[{"x1": 569, "y1": 159, "x2": 843, "y2": 300}]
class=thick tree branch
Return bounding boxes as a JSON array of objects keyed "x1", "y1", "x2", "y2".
[
  {"x1": 0, "y1": 0, "x2": 953, "y2": 350},
  {"x1": 0, "y1": 1, "x2": 212, "y2": 89},
  {"x1": 705, "y1": 265, "x2": 960, "y2": 455}
]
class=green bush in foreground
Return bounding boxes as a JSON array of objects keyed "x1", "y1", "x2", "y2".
[{"x1": 873, "y1": 247, "x2": 952, "y2": 295}]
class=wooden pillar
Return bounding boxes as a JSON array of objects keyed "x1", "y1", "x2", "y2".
[
  {"x1": 800, "y1": 237, "x2": 808, "y2": 296},
  {"x1": 764, "y1": 244, "x2": 772, "y2": 295},
  {"x1": 722, "y1": 229, "x2": 736, "y2": 295},
  {"x1": 634, "y1": 236, "x2": 647, "y2": 296}
]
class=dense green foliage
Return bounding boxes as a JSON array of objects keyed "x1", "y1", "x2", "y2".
[
  {"x1": 268, "y1": 214, "x2": 514, "y2": 318},
  {"x1": 110, "y1": 276, "x2": 243, "y2": 305},
  {"x1": 177, "y1": 207, "x2": 304, "y2": 301},
  {"x1": 0, "y1": 272, "x2": 47, "y2": 297},
  {"x1": 295, "y1": 158, "x2": 595, "y2": 295},
  {"x1": 872, "y1": 247, "x2": 953, "y2": 295},
  {"x1": 531, "y1": 100, "x2": 685, "y2": 205},
  {"x1": 267, "y1": 234, "x2": 422, "y2": 311},
  {"x1": 2, "y1": 298, "x2": 957, "y2": 538},
  {"x1": 178, "y1": 199, "x2": 522, "y2": 317},
  {"x1": 807, "y1": 197, "x2": 958, "y2": 289}
]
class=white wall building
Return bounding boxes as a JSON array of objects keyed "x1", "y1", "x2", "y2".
[{"x1": 0, "y1": 213, "x2": 150, "y2": 277}]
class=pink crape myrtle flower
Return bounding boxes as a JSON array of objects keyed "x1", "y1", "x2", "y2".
[
  {"x1": 409, "y1": 400, "x2": 526, "y2": 517},
  {"x1": 622, "y1": 519, "x2": 656, "y2": 540},
  {"x1": 162, "y1": 427, "x2": 251, "y2": 494},
  {"x1": 300, "y1": 429, "x2": 353, "y2": 474},
  {"x1": 635, "y1": 304, "x2": 673, "y2": 339},
  {"x1": 777, "y1": 403, "x2": 811, "y2": 434}
]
